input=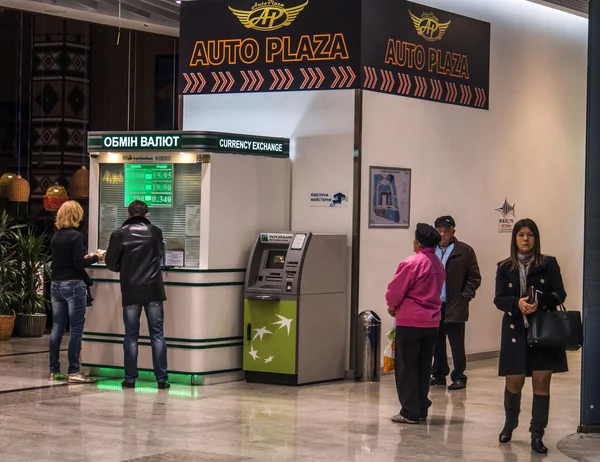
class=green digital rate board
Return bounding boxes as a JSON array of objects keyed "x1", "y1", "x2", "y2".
[{"x1": 124, "y1": 164, "x2": 173, "y2": 207}]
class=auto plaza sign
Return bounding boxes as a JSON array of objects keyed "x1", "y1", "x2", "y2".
[{"x1": 179, "y1": 0, "x2": 491, "y2": 110}]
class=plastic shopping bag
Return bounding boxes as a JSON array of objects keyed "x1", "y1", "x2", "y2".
[{"x1": 383, "y1": 327, "x2": 395, "y2": 373}]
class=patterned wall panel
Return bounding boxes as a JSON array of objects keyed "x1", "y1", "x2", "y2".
[{"x1": 30, "y1": 26, "x2": 89, "y2": 200}]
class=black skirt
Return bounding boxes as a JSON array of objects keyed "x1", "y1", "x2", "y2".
[
  {"x1": 499, "y1": 329, "x2": 568, "y2": 377},
  {"x1": 525, "y1": 344, "x2": 568, "y2": 376}
]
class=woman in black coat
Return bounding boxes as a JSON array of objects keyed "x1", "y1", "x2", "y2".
[{"x1": 494, "y1": 218, "x2": 567, "y2": 455}]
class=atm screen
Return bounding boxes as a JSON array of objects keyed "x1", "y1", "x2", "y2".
[{"x1": 265, "y1": 250, "x2": 287, "y2": 270}]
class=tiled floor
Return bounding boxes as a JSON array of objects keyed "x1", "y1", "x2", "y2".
[
  {"x1": 0, "y1": 335, "x2": 54, "y2": 356},
  {"x1": 0, "y1": 339, "x2": 597, "y2": 461},
  {"x1": 0, "y1": 336, "x2": 67, "y2": 393}
]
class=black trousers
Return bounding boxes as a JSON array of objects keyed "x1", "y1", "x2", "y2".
[
  {"x1": 432, "y1": 304, "x2": 467, "y2": 382},
  {"x1": 395, "y1": 326, "x2": 438, "y2": 422}
]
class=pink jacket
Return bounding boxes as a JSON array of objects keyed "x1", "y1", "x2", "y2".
[{"x1": 386, "y1": 248, "x2": 445, "y2": 328}]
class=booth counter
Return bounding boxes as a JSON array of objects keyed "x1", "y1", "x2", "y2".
[
  {"x1": 82, "y1": 131, "x2": 291, "y2": 385},
  {"x1": 84, "y1": 266, "x2": 246, "y2": 385}
]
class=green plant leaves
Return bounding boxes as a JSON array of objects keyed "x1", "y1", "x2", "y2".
[{"x1": 0, "y1": 211, "x2": 50, "y2": 315}]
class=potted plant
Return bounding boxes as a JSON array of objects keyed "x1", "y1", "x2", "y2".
[
  {"x1": 0, "y1": 211, "x2": 18, "y2": 341},
  {"x1": 13, "y1": 226, "x2": 50, "y2": 337}
]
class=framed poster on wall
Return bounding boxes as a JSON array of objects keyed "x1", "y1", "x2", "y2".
[{"x1": 369, "y1": 166, "x2": 411, "y2": 228}]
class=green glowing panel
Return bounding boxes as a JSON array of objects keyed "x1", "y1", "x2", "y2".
[
  {"x1": 243, "y1": 299, "x2": 297, "y2": 375},
  {"x1": 96, "y1": 379, "x2": 202, "y2": 397},
  {"x1": 124, "y1": 163, "x2": 173, "y2": 207}
]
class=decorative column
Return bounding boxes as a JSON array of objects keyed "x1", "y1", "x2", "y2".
[{"x1": 29, "y1": 19, "x2": 90, "y2": 215}]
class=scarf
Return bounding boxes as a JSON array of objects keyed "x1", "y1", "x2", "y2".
[{"x1": 517, "y1": 252, "x2": 535, "y2": 328}]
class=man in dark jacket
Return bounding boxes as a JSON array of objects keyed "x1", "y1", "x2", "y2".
[
  {"x1": 105, "y1": 200, "x2": 169, "y2": 389},
  {"x1": 431, "y1": 216, "x2": 481, "y2": 390}
]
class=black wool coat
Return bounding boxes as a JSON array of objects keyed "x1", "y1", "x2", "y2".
[{"x1": 494, "y1": 256, "x2": 568, "y2": 376}]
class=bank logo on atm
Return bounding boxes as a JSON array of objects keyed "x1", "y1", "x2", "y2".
[
  {"x1": 229, "y1": 0, "x2": 309, "y2": 32},
  {"x1": 409, "y1": 10, "x2": 451, "y2": 42},
  {"x1": 261, "y1": 233, "x2": 293, "y2": 243}
]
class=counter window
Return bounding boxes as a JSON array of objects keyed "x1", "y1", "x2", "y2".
[{"x1": 99, "y1": 163, "x2": 202, "y2": 268}]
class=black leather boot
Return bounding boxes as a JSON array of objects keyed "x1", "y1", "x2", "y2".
[
  {"x1": 499, "y1": 389, "x2": 521, "y2": 443},
  {"x1": 530, "y1": 394, "x2": 550, "y2": 454}
]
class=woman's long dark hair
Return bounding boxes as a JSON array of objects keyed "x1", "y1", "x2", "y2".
[{"x1": 502, "y1": 218, "x2": 544, "y2": 269}]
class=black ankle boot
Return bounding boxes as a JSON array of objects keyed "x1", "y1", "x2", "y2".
[
  {"x1": 530, "y1": 394, "x2": 550, "y2": 454},
  {"x1": 499, "y1": 389, "x2": 521, "y2": 443}
]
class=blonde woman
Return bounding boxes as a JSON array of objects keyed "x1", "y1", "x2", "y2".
[{"x1": 49, "y1": 201, "x2": 101, "y2": 383}]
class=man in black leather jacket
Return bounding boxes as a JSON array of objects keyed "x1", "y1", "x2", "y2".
[{"x1": 105, "y1": 200, "x2": 169, "y2": 389}]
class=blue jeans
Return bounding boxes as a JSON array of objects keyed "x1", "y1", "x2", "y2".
[
  {"x1": 49, "y1": 280, "x2": 87, "y2": 374},
  {"x1": 123, "y1": 301, "x2": 168, "y2": 383}
]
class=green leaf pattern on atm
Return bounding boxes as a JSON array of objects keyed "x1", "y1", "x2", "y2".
[{"x1": 249, "y1": 314, "x2": 295, "y2": 364}]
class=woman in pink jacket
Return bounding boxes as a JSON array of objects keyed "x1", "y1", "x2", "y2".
[{"x1": 386, "y1": 223, "x2": 446, "y2": 424}]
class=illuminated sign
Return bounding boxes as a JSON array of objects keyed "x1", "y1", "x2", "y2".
[
  {"x1": 229, "y1": 0, "x2": 309, "y2": 32},
  {"x1": 179, "y1": 0, "x2": 361, "y2": 94},
  {"x1": 218, "y1": 137, "x2": 284, "y2": 154},
  {"x1": 124, "y1": 164, "x2": 173, "y2": 207},
  {"x1": 102, "y1": 135, "x2": 181, "y2": 149},
  {"x1": 363, "y1": 0, "x2": 490, "y2": 110},
  {"x1": 409, "y1": 10, "x2": 451, "y2": 42},
  {"x1": 88, "y1": 132, "x2": 290, "y2": 157}
]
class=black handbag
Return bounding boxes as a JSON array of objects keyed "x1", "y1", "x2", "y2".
[
  {"x1": 527, "y1": 304, "x2": 583, "y2": 351},
  {"x1": 86, "y1": 286, "x2": 94, "y2": 307}
]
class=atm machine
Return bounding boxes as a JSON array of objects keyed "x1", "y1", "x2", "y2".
[{"x1": 243, "y1": 232, "x2": 348, "y2": 385}]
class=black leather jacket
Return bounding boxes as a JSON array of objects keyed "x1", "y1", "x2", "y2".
[{"x1": 105, "y1": 216, "x2": 166, "y2": 306}]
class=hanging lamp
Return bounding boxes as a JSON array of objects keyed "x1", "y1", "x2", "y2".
[
  {"x1": 8, "y1": 175, "x2": 30, "y2": 202},
  {"x1": 0, "y1": 173, "x2": 16, "y2": 197},
  {"x1": 71, "y1": 166, "x2": 89, "y2": 199},
  {"x1": 9, "y1": 13, "x2": 30, "y2": 204},
  {"x1": 43, "y1": 183, "x2": 68, "y2": 211}
]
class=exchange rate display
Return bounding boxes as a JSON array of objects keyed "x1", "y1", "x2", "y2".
[{"x1": 124, "y1": 164, "x2": 173, "y2": 207}]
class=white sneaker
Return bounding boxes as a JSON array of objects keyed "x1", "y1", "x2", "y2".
[
  {"x1": 68, "y1": 372, "x2": 95, "y2": 383},
  {"x1": 48, "y1": 372, "x2": 66, "y2": 381}
]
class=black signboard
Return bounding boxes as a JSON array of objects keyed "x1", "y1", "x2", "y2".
[
  {"x1": 179, "y1": 0, "x2": 361, "y2": 95},
  {"x1": 362, "y1": 0, "x2": 490, "y2": 109}
]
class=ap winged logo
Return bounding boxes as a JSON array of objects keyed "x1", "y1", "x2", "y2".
[
  {"x1": 229, "y1": 0, "x2": 309, "y2": 32},
  {"x1": 409, "y1": 10, "x2": 451, "y2": 42}
]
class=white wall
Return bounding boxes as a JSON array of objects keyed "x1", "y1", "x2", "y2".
[
  {"x1": 183, "y1": 91, "x2": 355, "y2": 243},
  {"x1": 361, "y1": 0, "x2": 588, "y2": 355},
  {"x1": 200, "y1": 154, "x2": 291, "y2": 269}
]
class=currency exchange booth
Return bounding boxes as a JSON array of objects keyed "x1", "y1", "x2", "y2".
[
  {"x1": 243, "y1": 232, "x2": 348, "y2": 385},
  {"x1": 83, "y1": 131, "x2": 291, "y2": 385}
]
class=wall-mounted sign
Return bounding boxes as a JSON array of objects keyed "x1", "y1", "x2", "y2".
[
  {"x1": 362, "y1": 0, "x2": 490, "y2": 109},
  {"x1": 124, "y1": 164, "x2": 173, "y2": 207},
  {"x1": 495, "y1": 198, "x2": 516, "y2": 233},
  {"x1": 309, "y1": 191, "x2": 349, "y2": 207},
  {"x1": 165, "y1": 250, "x2": 185, "y2": 267},
  {"x1": 179, "y1": 0, "x2": 361, "y2": 95},
  {"x1": 88, "y1": 131, "x2": 290, "y2": 157},
  {"x1": 178, "y1": 1, "x2": 490, "y2": 108},
  {"x1": 369, "y1": 166, "x2": 411, "y2": 228},
  {"x1": 217, "y1": 135, "x2": 285, "y2": 155}
]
